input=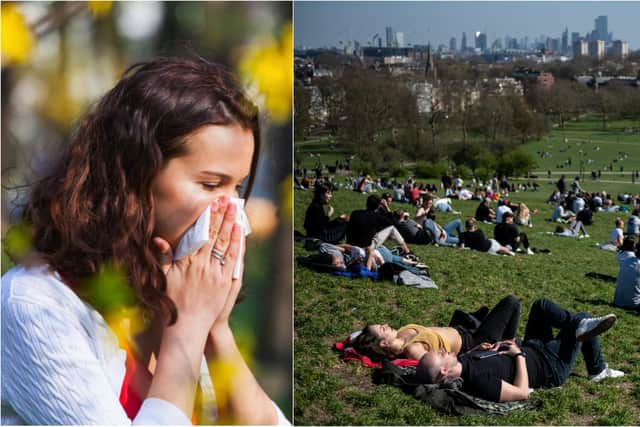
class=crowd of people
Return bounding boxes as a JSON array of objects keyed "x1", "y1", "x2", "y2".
[{"x1": 299, "y1": 167, "x2": 638, "y2": 408}]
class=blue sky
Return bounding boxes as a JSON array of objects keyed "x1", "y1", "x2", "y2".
[{"x1": 295, "y1": 2, "x2": 640, "y2": 49}]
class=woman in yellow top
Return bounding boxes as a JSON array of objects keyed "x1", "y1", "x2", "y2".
[{"x1": 353, "y1": 295, "x2": 520, "y2": 360}]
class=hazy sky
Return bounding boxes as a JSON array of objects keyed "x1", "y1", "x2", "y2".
[{"x1": 295, "y1": 2, "x2": 640, "y2": 50}]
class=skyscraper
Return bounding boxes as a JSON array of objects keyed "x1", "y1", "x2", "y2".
[
  {"x1": 474, "y1": 31, "x2": 487, "y2": 52},
  {"x1": 461, "y1": 32, "x2": 467, "y2": 51},
  {"x1": 385, "y1": 26, "x2": 394, "y2": 48},
  {"x1": 595, "y1": 15, "x2": 608, "y2": 41},
  {"x1": 395, "y1": 32, "x2": 404, "y2": 47},
  {"x1": 449, "y1": 37, "x2": 457, "y2": 52},
  {"x1": 561, "y1": 27, "x2": 569, "y2": 55}
]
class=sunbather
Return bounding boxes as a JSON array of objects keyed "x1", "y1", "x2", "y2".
[
  {"x1": 352, "y1": 295, "x2": 520, "y2": 361},
  {"x1": 417, "y1": 299, "x2": 624, "y2": 402}
]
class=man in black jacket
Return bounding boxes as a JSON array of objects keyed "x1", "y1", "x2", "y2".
[
  {"x1": 346, "y1": 195, "x2": 410, "y2": 253},
  {"x1": 494, "y1": 212, "x2": 533, "y2": 255},
  {"x1": 417, "y1": 299, "x2": 623, "y2": 402}
]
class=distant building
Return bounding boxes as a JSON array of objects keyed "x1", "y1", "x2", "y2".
[
  {"x1": 385, "y1": 26, "x2": 394, "y2": 48},
  {"x1": 475, "y1": 31, "x2": 487, "y2": 52},
  {"x1": 512, "y1": 69, "x2": 554, "y2": 91},
  {"x1": 573, "y1": 39, "x2": 588, "y2": 57},
  {"x1": 561, "y1": 27, "x2": 569, "y2": 55},
  {"x1": 588, "y1": 40, "x2": 605, "y2": 60},
  {"x1": 571, "y1": 32, "x2": 580, "y2": 46},
  {"x1": 594, "y1": 15, "x2": 609, "y2": 42},
  {"x1": 395, "y1": 32, "x2": 404, "y2": 48},
  {"x1": 461, "y1": 32, "x2": 467, "y2": 51},
  {"x1": 611, "y1": 40, "x2": 629, "y2": 59},
  {"x1": 449, "y1": 37, "x2": 457, "y2": 52}
]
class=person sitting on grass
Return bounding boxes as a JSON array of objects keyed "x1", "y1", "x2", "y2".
[
  {"x1": 459, "y1": 218, "x2": 515, "y2": 256},
  {"x1": 415, "y1": 195, "x2": 464, "y2": 247},
  {"x1": 393, "y1": 209, "x2": 435, "y2": 245},
  {"x1": 596, "y1": 218, "x2": 624, "y2": 252},
  {"x1": 551, "y1": 200, "x2": 574, "y2": 223},
  {"x1": 514, "y1": 203, "x2": 535, "y2": 228},
  {"x1": 346, "y1": 195, "x2": 411, "y2": 254},
  {"x1": 614, "y1": 246, "x2": 640, "y2": 311},
  {"x1": 303, "y1": 183, "x2": 348, "y2": 244},
  {"x1": 626, "y1": 208, "x2": 640, "y2": 237},
  {"x1": 353, "y1": 295, "x2": 521, "y2": 361},
  {"x1": 494, "y1": 212, "x2": 534, "y2": 255},
  {"x1": 475, "y1": 198, "x2": 496, "y2": 223},
  {"x1": 417, "y1": 299, "x2": 624, "y2": 402},
  {"x1": 616, "y1": 236, "x2": 637, "y2": 267}
]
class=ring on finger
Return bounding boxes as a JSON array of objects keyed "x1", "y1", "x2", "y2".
[{"x1": 211, "y1": 248, "x2": 226, "y2": 265}]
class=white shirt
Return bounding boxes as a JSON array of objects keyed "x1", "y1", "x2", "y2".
[
  {"x1": 610, "y1": 228, "x2": 623, "y2": 245},
  {"x1": 1, "y1": 265, "x2": 289, "y2": 425},
  {"x1": 495, "y1": 205, "x2": 513, "y2": 224}
]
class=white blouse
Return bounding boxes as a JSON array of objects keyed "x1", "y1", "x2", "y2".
[{"x1": 1, "y1": 265, "x2": 289, "y2": 425}]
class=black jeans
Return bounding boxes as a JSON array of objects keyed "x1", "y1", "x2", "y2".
[
  {"x1": 513, "y1": 232, "x2": 530, "y2": 250},
  {"x1": 523, "y1": 299, "x2": 606, "y2": 386},
  {"x1": 457, "y1": 295, "x2": 521, "y2": 352}
]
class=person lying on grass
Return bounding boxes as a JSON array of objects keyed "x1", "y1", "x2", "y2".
[
  {"x1": 417, "y1": 299, "x2": 624, "y2": 403},
  {"x1": 415, "y1": 195, "x2": 463, "y2": 247},
  {"x1": 352, "y1": 295, "x2": 520, "y2": 361},
  {"x1": 550, "y1": 218, "x2": 589, "y2": 238},
  {"x1": 318, "y1": 242, "x2": 422, "y2": 272},
  {"x1": 459, "y1": 218, "x2": 515, "y2": 256}
]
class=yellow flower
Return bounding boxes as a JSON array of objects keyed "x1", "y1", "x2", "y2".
[
  {"x1": 1, "y1": 4, "x2": 34, "y2": 65},
  {"x1": 4, "y1": 222, "x2": 34, "y2": 260},
  {"x1": 239, "y1": 23, "x2": 292, "y2": 124},
  {"x1": 87, "y1": 1, "x2": 112, "y2": 17}
]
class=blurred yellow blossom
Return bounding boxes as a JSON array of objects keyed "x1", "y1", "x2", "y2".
[
  {"x1": 87, "y1": 1, "x2": 112, "y2": 17},
  {"x1": 4, "y1": 222, "x2": 34, "y2": 261},
  {"x1": 82, "y1": 262, "x2": 136, "y2": 315},
  {"x1": 1, "y1": 4, "x2": 34, "y2": 65},
  {"x1": 239, "y1": 23, "x2": 292, "y2": 124},
  {"x1": 245, "y1": 197, "x2": 278, "y2": 239}
]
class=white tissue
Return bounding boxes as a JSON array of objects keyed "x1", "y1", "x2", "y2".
[
  {"x1": 229, "y1": 197, "x2": 251, "y2": 279},
  {"x1": 172, "y1": 198, "x2": 251, "y2": 280},
  {"x1": 173, "y1": 206, "x2": 211, "y2": 260}
]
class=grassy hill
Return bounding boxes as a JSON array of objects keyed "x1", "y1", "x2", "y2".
[{"x1": 294, "y1": 120, "x2": 640, "y2": 425}]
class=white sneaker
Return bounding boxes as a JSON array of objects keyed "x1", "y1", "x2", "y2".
[
  {"x1": 576, "y1": 314, "x2": 617, "y2": 341},
  {"x1": 589, "y1": 364, "x2": 625, "y2": 382},
  {"x1": 527, "y1": 248, "x2": 535, "y2": 255}
]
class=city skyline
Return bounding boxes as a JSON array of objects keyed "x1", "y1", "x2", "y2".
[{"x1": 295, "y1": 2, "x2": 640, "y2": 50}]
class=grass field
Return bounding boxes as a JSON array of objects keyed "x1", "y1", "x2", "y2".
[{"x1": 294, "y1": 120, "x2": 640, "y2": 425}]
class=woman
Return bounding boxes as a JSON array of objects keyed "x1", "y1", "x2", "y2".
[
  {"x1": 353, "y1": 295, "x2": 520, "y2": 361},
  {"x1": 2, "y1": 58, "x2": 288, "y2": 424},
  {"x1": 303, "y1": 183, "x2": 348, "y2": 244}
]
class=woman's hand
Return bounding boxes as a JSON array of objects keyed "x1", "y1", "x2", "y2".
[
  {"x1": 153, "y1": 197, "x2": 241, "y2": 331},
  {"x1": 327, "y1": 205, "x2": 335, "y2": 217}
]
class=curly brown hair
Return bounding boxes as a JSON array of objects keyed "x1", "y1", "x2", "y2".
[{"x1": 22, "y1": 57, "x2": 260, "y2": 324}]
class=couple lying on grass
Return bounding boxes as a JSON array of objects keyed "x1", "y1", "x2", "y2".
[{"x1": 353, "y1": 295, "x2": 624, "y2": 402}]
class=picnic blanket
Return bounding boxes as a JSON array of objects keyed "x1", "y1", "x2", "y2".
[{"x1": 333, "y1": 331, "x2": 418, "y2": 369}]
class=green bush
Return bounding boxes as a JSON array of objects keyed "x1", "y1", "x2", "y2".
[
  {"x1": 414, "y1": 161, "x2": 448, "y2": 179},
  {"x1": 350, "y1": 159, "x2": 373, "y2": 176},
  {"x1": 453, "y1": 164, "x2": 473, "y2": 180},
  {"x1": 390, "y1": 164, "x2": 409, "y2": 178}
]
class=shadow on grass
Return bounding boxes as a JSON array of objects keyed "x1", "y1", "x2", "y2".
[
  {"x1": 585, "y1": 272, "x2": 617, "y2": 283},
  {"x1": 574, "y1": 297, "x2": 640, "y2": 316}
]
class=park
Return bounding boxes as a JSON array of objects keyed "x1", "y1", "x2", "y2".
[{"x1": 294, "y1": 116, "x2": 640, "y2": 425}]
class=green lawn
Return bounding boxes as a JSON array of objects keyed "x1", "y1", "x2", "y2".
[
  {"x1": 294, "y1": 122, "x2": 640, "y2": 425},
  {"x1": 522, "y1": 119, "x2": 640, "y2": 176}
]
